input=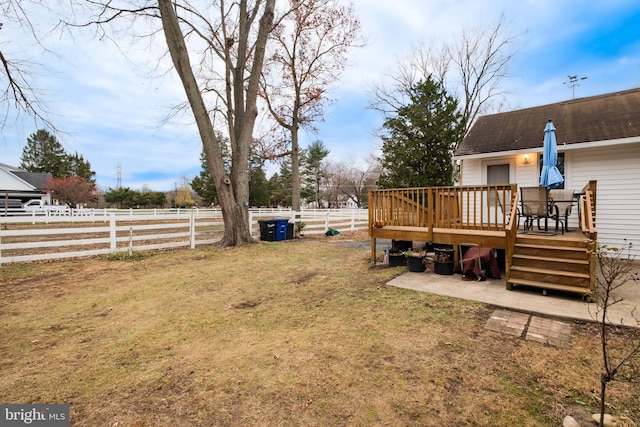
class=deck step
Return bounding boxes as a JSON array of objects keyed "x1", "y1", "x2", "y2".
[
  {"x1": 507, "y1": 278, "x2": 592, "y2": 295},
  {"x1": 510, "y1": 265, "x2": 590, "y2": 279},
  {"x1": 511, "y1": 254, "x2": 589, "y2": 266},
  {"x1": 507, "y1": 233, "x2": 594, "y2": 295},
  {"x1": 515, "y1": 243, "x2": 589, "y2": 253}
]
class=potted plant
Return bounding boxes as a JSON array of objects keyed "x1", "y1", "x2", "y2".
[
  {"x1": 295, "y1": 221, "x2": 306, "y2": 238},
  {"x1": 387, "y1": 248, "x2": 406, "y2": 266},
  {"x1": 404, "y1": 249, "x2": 427, "y2": 272},
  {"x1": 434, "y1": 247, "x2": 454, "y2": 275}
]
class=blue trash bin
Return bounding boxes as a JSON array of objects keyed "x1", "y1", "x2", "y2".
[{"x1": 274, "y1": 218, "x2": 289, "y2": 241}]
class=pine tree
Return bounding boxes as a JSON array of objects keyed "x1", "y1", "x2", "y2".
[
  {"x1": 248, "y1": 154, "x2": 270, "y2": 207},
  {"x1": 20, "y1": 129, "x2": 69, "y2": 178},
  {"x1": 20, "y1": 130, "x2": 96, "y2": 182},
  {"x1": 377, "y1": 78, "x2": 465, "y2": 188},
  {"x1": 191, "y1": 132, "x2": 231, "y2": 206},
  {"x1": 302, "y1": 140, "x2": 330, "y2": 206},
  {"x1": 67, "y1": 152, "x2": 96, "y2": 186},
  {"x1": 268, "y1": 160, "x2": 293, "y2": 207}
]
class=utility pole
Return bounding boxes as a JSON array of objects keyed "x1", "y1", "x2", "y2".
[{"x1": 564, "y1": 75, "x2": 587, "y2": 99}]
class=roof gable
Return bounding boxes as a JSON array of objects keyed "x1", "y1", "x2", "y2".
[
  {"x1": 12, "y1": 171, "x2": 52, "y2": 190},
  {"x1": 456, "y1": 88, "x2": 640, "y2": 156},
  {"x1": 0, "y1": 163, "x2": 52, "y2": 191}
]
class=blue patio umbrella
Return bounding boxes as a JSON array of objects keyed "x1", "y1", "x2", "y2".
[{"x1": 539, "y1": 119, "x2": 564, "y2": 189}]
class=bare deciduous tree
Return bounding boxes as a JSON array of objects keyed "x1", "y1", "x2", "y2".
[
  {"x1": 330, "y1": 160, "x2": 378, "y2": 208},
  {"x1": 260, "y1": 0, "x2": 362, "y2": 211},
  {"x1": 159, "y1": 0, "x2": 275, "y2": 245},
  {"x1": 69, "y1": 0, "x2": 275, "y2": 246},
  {"x1": 591, "y1": 241, "x2": 640, "y2": 427},
  {"x1": 0, "y1": 0, "x2": 56, "y2": 129},
  {"x1": 450, "y1": 15, "x2": 515, "y2": 133},
  {"x1": 370, "y1": 16, "x2": 515, "y2": 137}
]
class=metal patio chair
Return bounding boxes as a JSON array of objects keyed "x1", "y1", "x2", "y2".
[
  {"x1": 549, "y1": 189, "x2": 575, "y2": 233},
  {"x1": 520, "y1": 186, "x2": 560, "y2": 235}
]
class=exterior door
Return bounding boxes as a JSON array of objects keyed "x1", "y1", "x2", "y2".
[{"x1": 487, "y1": 164, "x2": 510, "y2": 185}]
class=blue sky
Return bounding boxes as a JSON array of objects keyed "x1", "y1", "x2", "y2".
[{"x1": 2, "y1": 0, "x2": 640, "y2": 192}]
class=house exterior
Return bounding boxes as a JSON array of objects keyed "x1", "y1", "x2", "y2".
[
  {"x1": 454, "y1": 88, "x2": 640, "y2": 258},
  {"x1": 0, "y1": 163, "x2": 53, "y2": 204}
]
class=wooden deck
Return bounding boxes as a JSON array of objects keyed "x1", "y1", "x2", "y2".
[{"x1": 368, "y1": 182, "x2": 598, "y2": 296}]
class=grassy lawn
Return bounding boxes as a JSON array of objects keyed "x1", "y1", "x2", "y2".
[{"x1": 1, "y1": 232, "x2": 638, "y2": 426}]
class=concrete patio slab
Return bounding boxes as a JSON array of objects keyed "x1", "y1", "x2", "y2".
[{"x1": 387, "y1": 271, "x2": 640, "y2": 327}]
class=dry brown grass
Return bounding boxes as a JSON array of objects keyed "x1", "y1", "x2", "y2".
[{"x1": 1, "y1": 235, "x2": 639, "y2": 426}]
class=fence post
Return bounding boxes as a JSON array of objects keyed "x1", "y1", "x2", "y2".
[
  {"x1": 190, "y1": 208, "x2": 196, "y2": 249},
  {"x1": 110, "y1": 213, "x2": 117, "y2": 253},
  {"x1": 248, "y1": 210, "x2": 254, "y2": 237},
  {"x1": 325, "y1": 211, "x2": 330, "y2": 232}
]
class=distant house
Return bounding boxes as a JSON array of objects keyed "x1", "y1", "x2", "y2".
[
  {"x1": 0, "y1": 163, "x2": 53, "y2": 203},
  {"x1": 454, "y1": 88, "x2": 640, "y2": 256}
]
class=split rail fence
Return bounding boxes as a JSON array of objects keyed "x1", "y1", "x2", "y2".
[{"x1": 0, "y1": 208, "x2": 368, "y2": 265}]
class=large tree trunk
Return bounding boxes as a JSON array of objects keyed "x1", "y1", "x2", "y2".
[
  {"x1": 291, "y1": 126, "x2": 301, "y2": 211},
  {"x1": 158, "y1": 0, "x2": 274, "y2": 246}
]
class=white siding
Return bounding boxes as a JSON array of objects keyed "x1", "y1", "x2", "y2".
[
  {"x1": 0, "y1": 169, "x2": 34, "y2": 191},
  {"x1": 459, "y1": 142, "x2": 640, "y2": 258},
  {"x1": 570, "y1": 144, "x2": 640, "y2": 257}
]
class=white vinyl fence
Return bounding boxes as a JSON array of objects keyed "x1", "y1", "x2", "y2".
[{"x1": 0, "y1": 208, "x2": 368, "y2": 264}]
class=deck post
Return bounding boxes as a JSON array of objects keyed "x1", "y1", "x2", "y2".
[{"x1": 371, "y1": 236, "x2": 377, "y2": 264}]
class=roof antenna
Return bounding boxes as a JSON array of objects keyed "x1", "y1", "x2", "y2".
[{"x1": 563, "y1": 75, "x2": 587, "y2": 99}]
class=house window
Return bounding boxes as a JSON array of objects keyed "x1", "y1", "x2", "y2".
[
  {"x1": 487, "y1": 164, "x2": 510, "y2": 185},
  {"x1": 538, "y1": 153, "x2": 565, "y2": 189}
]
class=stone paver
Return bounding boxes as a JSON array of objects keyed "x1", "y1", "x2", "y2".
[
  {"x1": 485, "y1": 309, "x2": 530, "y2": 337},
  {"x1": 526, "y1": 316, "x2": 572, "y2": 346},
  {"x1": 485, "y1": 309, "x2": 572, "y2": 347}
]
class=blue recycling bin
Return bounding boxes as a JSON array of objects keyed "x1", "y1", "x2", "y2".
[{"x1": 274, "y1": 218, "x2": 289, "y2": 241}]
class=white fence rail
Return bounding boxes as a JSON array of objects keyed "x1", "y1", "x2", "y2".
[{"x1": 0, "y1": 209, "x2": 368, "y2": 264}]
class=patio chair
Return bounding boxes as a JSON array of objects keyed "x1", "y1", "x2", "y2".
[
  {"x1": 549, "y1": 189, "x2": 575, "y2": 233},
  {"x1": 520, "y1": 186, "x2": 561, "y2": 235},
  {"x1": 497, "y1": 190, "x2": 520, "y2": 230}
]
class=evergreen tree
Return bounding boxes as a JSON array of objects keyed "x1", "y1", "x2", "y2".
[
  {"x1": 301, "y1": 140, "x2": 330, "y2": 207},
  {"x1": 20, "y1": 129, "x2": 96, "y2": 182},
  {"x1": 248, "y1": 154, "x2": 270, "y2": 207},
  {"x1": 268, "y1": 160, "x2": 293, "y2": 207},
  {"x1": 103, "y1": 187, "x2": 139, "y2": 209},
  {"x1": 377, "y1": 78, "x2": 465, "y2": 188},
  {"x1": 67, "y1": 152, "x2": 96, "y2": 186},
  {"x1": 191, "y1": 132, "x2": 231, "y2": 206},
  {"x1": 191, "y1": 150, "x2": 218, "y2": 206},
  {"x1": 20, "y1": 129, "x2": 69, "y2": 178}
]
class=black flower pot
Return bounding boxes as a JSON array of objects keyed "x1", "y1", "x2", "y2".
[
  {"x1": 434, "y1": 261, "x2": 454, "y2": 275},
  {"x1": 407, "y1": 256, "x2": 426, "y2": 272},
  {"x1": 388, "y1": 252, "x2": 406, "y2": 267}
]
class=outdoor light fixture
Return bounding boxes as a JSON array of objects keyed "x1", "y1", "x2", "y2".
[{"x1": 521, "y1": 154, "x2": 532, "y2": 165}]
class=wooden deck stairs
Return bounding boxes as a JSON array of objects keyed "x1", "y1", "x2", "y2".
[{"x1": 507, "y1": 234, "x2": 595, "y2": 297}]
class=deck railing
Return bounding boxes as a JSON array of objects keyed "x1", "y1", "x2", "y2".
[
  {"x1": 369, "y1": 184, "x2": 518, "y2": 232},
  {"x1": 579, "y1": 180, "x2": 597, "y2": 240}
]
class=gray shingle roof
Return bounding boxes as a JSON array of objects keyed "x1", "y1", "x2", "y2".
[
  {"x1": 11, "y1": 171, "x2": 52, "y2": 190},
  {"x1": 455, "y1": 88, "x2": 640, "y2": 156}
]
